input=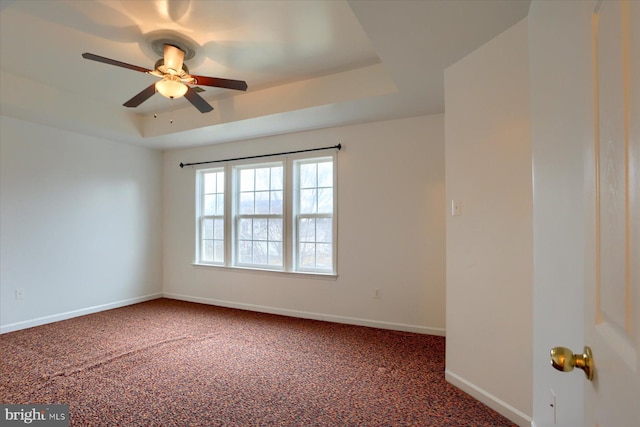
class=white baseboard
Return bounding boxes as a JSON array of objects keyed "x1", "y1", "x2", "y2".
[
  {"x1": 1, "y1": 291, "x2": 446, "y2": 337},
  {"x1": 163, "y1": 292, "x2": 446, "y2": 336},
  {"x1": 445, "y1": 370, "x2": 532, "y2": 427},
  {"x1": 0, "y1": 293, "x2": 163, "y2": 334}
]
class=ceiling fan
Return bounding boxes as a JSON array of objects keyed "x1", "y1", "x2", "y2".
[{"x1": 82, "y1": 44, "x2": 248, "y2": 113}]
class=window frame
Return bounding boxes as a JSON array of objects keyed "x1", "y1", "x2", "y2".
[
  {"x1": 194, "y1": 151, "x2": 337, "y2": 276},
  {"x1": 293, "y1": 157, "x2": 336, "y2": 274},
  {"x1": 232, "y1": 161, "x2": 285, "y2": 270},
  {"x1": 196, "y1": 168, "x2": 226, "y2": 265}
]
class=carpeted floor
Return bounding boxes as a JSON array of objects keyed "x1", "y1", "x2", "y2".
[{"x1": 1, "y1": 299, "x2": 516, "y2": 426}]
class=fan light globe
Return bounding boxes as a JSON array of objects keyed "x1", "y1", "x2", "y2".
[{"x1": 156, "y1": 77, "x2": 188, "y2": 99}]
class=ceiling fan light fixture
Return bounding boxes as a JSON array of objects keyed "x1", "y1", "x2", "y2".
[
  {"x1": 82, "y1": 37, "x2": 246, "y2": 113},
  {"x1": 156, "y1": 76, "x2": 188, "y2": 99}
]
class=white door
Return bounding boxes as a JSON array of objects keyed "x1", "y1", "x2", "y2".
[{"x1": 585, "y1": 0, "x2": 640, "y2": 425}]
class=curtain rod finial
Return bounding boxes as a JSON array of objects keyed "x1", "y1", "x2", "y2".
[
  {"x1": 336, "y1": 143, "x2": 342, "y2": 150},
  {"x1": 179, "y1": 163, "x2": 184, "y2": 168}
]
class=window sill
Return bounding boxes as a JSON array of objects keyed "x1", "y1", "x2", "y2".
[{"x1": 191, "y1": 263, "x2": 338, "y2": 281}]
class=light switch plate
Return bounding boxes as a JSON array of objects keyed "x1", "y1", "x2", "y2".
[{"x1": 451, "y1": 200, "x2": 462, "y2": 216}]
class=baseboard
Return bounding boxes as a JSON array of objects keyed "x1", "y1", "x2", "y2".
[
  {"x1": 163, "y1": 292, "x2": 446, "y2": 336},
  {"x1": 0, "y1": 293, "x2": 163, "y2": 334},
  {"x1": 445, "y1": 370, "x2": 532, "y2": 427}
]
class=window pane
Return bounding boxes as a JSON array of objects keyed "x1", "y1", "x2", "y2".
[
  {"x1": 240, "y1": 169, "x2": 254, "y2": 192},
  {"x1": 239, "y1": 218, "x2": 252, "y2": 240},
  {"x1": 203, "y1": 240, "x2": 214, "y2": 262},
  {"x1": 203, "y1": 195, "x2": 215, "y2": 215},
  {"x1": 300, "y1": 163, "x2": 317, "y2": 188},
  {"x1": 255, "y1": 191, "x2": 270, "y2": 214},
  {"x1": 318, "y1": 162, "x2": 333, "y2": 187},
  {"x1": 214, "y1": 240, "x2": 224, "y2": 263},
  {"x1": 203, "y1": 219, "x2": 214, "y2": 239},
  {"x1": 318, "y1": 188, "x2": 333, "y2": 214},
  {"x1": 300, "y1": 189, "x2": 317, "y2": 214},
  {"x1": 299, "y1": 243, "x2": 316, "y2": 268},
  {"x1": 299, "y1": 218, "x2": 316, "y2": 242},
  {"x1": 214, "y1": 219, "x2": 224, "y2": 240},
  {"x1": 238, "y1": 241, "x2": 252, "y2": 264},
  {"x1": 268, "y1": 242, "x2": 282, "y2": 265},
  {"x1": 316, "y1": 243, "x2": 332, "y2": 268},
  {"x1": 216, "y1": 172, "x2": 224, "y2": 193},
  {"x1": 269, "y1": 218, "x2": 283, "y2": 241},
  {"x1": 253, "y1": 241, "x2": 268, "y2": 264},
  {"x1": 316, "y1": 218, "x2": 332, "y2": 243},
  {"x1": 216, "y1": 194, "x2": 224, "y2": 215},
  {"x1": 270, "y1": 191, "x2": 283, "y2": 214},
  {"x1": 253, "y1": 218, "x2": 268, "y2": 241},
  {"x1": 204, "y1": 173, "x2": 217, "y2": 194},
  {"x1": 239, "y1": 192, "x2": 254, "y2": 214},
  {"x1": 255, "y1": 168, "x2": 270, "y2": 191},
  {"x1": 271, "y1": 167, "x2": 283, "y2": 190}
]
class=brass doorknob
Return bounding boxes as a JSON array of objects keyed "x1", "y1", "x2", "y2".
[{"x1": 550, "y1": 346, "x2": 594, "y2": 381}]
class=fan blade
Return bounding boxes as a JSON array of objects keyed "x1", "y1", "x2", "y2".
[
  {"x1": 123, "y1": 84, "x2": 157, "y2": 108},
  {"x1": 164, "y1": 44, "x2": 185, "y2": 75},
  {"x1": 184, "y1": 86, "x2": 214, "y2": 113},
  {"x1": 82, "y1": 53, "x2": 151, "y2": 73},
  {"x1": 190, "y1": 75, "x2": 248, "y2": 91}
]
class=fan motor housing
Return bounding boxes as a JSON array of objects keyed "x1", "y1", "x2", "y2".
[
  {"x1": 153, "y1": 59, "x2": 190, "y2": 75},
  {"x1": 151, "y1": 38, "x2": 196, "y2": 61}
]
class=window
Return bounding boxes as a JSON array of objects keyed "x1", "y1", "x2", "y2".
[
  {"x1": 295, "y1": 158, "x2": 334, "y2": 272},
  {"x1": 196, "y1": 153, "x2": 336, "y2": 275},
  {"x1": 235, "y1": 163, "x2": 284, "y2": 268},
  {"x1": 198, "y1": 169, "x2": 225, "y2": 264}
]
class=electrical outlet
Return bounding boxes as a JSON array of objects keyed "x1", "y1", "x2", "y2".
[{"x1": 15, "y1": 288, "x2": 24, "y2": 300}]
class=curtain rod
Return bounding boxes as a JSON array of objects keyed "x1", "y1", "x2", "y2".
[{"x1": 179, "y1": 143, "x2": 341, "y2": 168}]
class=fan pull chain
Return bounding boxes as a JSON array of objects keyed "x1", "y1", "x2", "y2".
[
  {"x1": 170, "y1": 97, "x2": 174, "y2": 124},
  {"x1": 153, "y1": 85, "x2": 158, "y2": 119}
]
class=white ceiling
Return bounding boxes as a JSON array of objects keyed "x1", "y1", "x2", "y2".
[{"x1": 0, "y1": 0, "x2": 530, "y2": 150}]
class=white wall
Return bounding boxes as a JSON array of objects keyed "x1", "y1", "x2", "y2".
[
  {"x1": 528, "y1": 1, "x2": 592, "y2": 426},
  {"x1": 163, "y1": 115, "x2": 446, "y2": 334},
  {"x1": 0, "y1": 116, "x2": 163, "y2": 333},
  {"x1": 444, "y1": 18, "x2": 533, "y2": 426}
]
